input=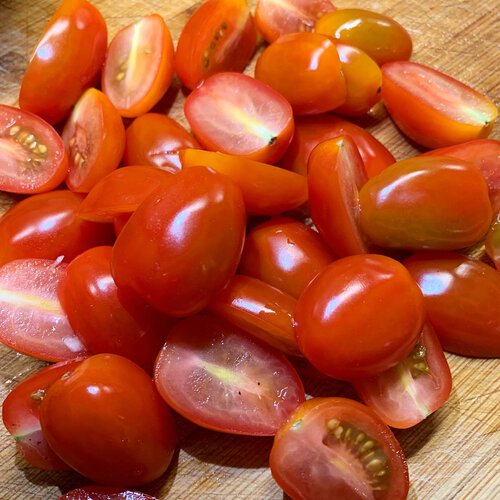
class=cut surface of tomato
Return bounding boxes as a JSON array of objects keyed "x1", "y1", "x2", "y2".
[{"x1": 154, "y1": 315, "x2": 305, "y2": 435}]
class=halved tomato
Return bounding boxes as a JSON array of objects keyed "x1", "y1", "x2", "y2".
[
  {"x1": 102, "y1": 14, "x2": 174, "y2": 117},
  {"x1": 485, "y1": 218, "x2": 500, "y2": 270},
  {"x1": 0, "y1": 258, "x2": 88, "y2": 362},
  {"x1": 270, "y1": 397, "x2": 409, "y2": 499},
  {"x1": 154, "y1": 314, "x2": 305, "y2": 435},
  {"x1": 184, "y1": 72, "x2": 294, "y2": 164},
  {"x1": 0, "y1": 105, "x2": 68, "y2": 194}
]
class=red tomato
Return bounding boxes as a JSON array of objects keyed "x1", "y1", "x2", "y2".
[
  {"x1": 404, "y1": 252, "x2": 500, "y2": 357},
  {"x1": 154, "y1": 315, "x2": 305, "y2": 435},
  {"x1": 2, "y1": 358, "x2": 84, "y2": 470},
  {"x1": 278, "y1": 114, "x2": 395, "y2": 177},
  {"x1": 112, "y1": 167, "x2": 246, "y2": 317},
  {"x1": 62, "y1": 88, "x2": 125, "y2": 193},
  {"x1": 39, "y1": 354, "x2": 176, "y2": 486},
  {"x1": 19, "y1": 0, "x2": 107, "y2": 124},
  {"x1": 485, "y1": 218, "x2": 500, "y2": 270},
  {"x1": 208, "y1": 275, "x2": 300, "y2": 356},
  {"x1": 353, "y1": 323, "x2": 452, "y2": 429},
  {"x1": 423, "y1": 139, "x2": 500, "y2": 213},
  {"x1": 308, "y1": 136, "x2": 370, "y2": 257},
  {"x1": 60, "y1": 487, "x2": 157, "y2": 499},
  {"x1": 113, "y1": 213, "x2": 132, "y2": 237},
  {"x1": 123, "y1": 113, "x2": 200, "y2": 173},
  {"x1": 295, "y1": 255, "x2": 425, "y2": 380},
  {"x1": 0, "y1": 258, "x2": 88, "y2": 362},
  {"x1": 315, "y1": 8, "x2": 412, "y2": 65},
  {"x1": 102, "y1": 14, "x2": 174, "y2": 117},
  {"x1": 77, "y1": 166, "x2": 174, "y2": 222},
  {"x1": 359, "y1": 156, "x2": 492, "y2": 250},
  {"x1": 180, "y1": 148, "x2": 307, "y2": 215},
  {"x1": 382, "y1": 61, "x2": 498, "y2": 148},
  {"x1": 184, "y1": 72, "x2": 294, "y2": 164},
  {"x1": 270, "y1": 397, "x2": 409, "y2": 499},
  {"x1": 255, "y1": 0, "x2": 335, "y2": 43},
  {"x1": 0, "y1": 190, "x2": 114, "y2": 266},
  {"x1": 59, "y1": 246, "x2": 172, "y2": 372},
  {"x1": 0, "y1": 105, "x2": 68, "y2": 194},
  {"x1": 175, "y1": 0, "x2": 257, "y2": 90},
  {"x1": 255, "y1": 32, "x2": 346, "y2": 115},
  {"x1": 239, "y1": 217, "x2": 335, "y2": 298}
]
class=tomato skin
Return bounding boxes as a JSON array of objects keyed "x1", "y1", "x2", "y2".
[
  {"x1": 59, "y1": 246, "x2": 172, "y2": 372},
  {"x1": 2, "y1": 358, "x2": 85, "y2": 470},
  {"x1": 382, "y1": 61, "x2": 498, "y2": 149},
  {"x1": 209, "y1": 275, "x2": 300, "y2": 356},
  {"x1": 485, "y1": 218, "x2": 500, "y2": 270},
  {"x1": 180, "y1": 148, "x2": 307, "y2": 215},
  {"x1": 239, "y1": 217, "x2": 335, "y2": 298},
  {"x1": 404, "y1": 253, "x2": 500, "y2": 357},
  {"x1": 278, "y1": 114, "x2": 394, "y2": 178},
  {"x1": 353, "y1": 323, "x2": 452, "y2": 429},
  {"x1": 154, "y1": 315, "x2": 305, "y2": 436},
  {"x1": 295, "y1": 255, "x2": 425, "y2": 381},
  {"x1": 62, "y1": 88, "x2": 126, "y2": 193},
  {"x1": 0, "y1": 105, "x2": 68, "y2": 194},
  {"x1": 123, "y1": 113, "x2": 200, "y2": 173},
  {"x1": 112, "y1": 167, "x2": 246, "y2": 317},
  {"x1": 0, "y1": 190, "x2": 114, "y2": 266},
  {"x1": 359, "y1": 156, "x2": 492, "y2": 251},
  {"x1": 60, "y1": 487, "x2": 157, "y2": 499},
  {"x1": 270, "y1": 397, "x2": 409, "y2": 500},
  {"x1": 175, "y1": 0, "x2": 257, "y2": 90},
  {"x1": 102, "y1": 14, "x2": 174, "y2": 117},
  {"x1": 315, "y1": 8, "x2": 412, "y2": 65},
  {"x1": 255, "y1": 32, "x2": 346, "y2": 115},
  {"x1": 19, "y1": 0, "x2": 107, "y2": 124}
]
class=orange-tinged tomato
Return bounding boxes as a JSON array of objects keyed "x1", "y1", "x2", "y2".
[
  {"x1": 175, "y1": 0, "x2": 257, "y2": 90},
  {"x1": 485, "y1": 218, "x2": 500, "y2": 270},
  {"x1": 102, "y1": 14, "x2": 174, "y2": 117},
  {"x1": 315, "y1": 8, "x2": 412, "y2": 65},
  {"x1": 382, "y1": 61, "x2": 498, "y2": 148},
  {"x1": 19, "y1": 0, "x2": 107, "y2": 124},
  {"x1": 255, "y1": 32, "x2": 346, "y2": 115}
]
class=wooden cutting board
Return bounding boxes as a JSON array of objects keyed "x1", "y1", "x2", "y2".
[{"x1": 0, "y1": 0, "x2": 499, "y2": 498}]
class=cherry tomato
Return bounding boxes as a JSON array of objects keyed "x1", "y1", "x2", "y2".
[
  {"x1": 123, "y1": 113, "x2": 200, "y2": 173},
  {"x1": 239, "y1": 217, "x2": 334, "y2": 298},
  {"x1": 255, "y1": 0, "x2": 335, "y2": 43},
  {"x1": 208, "y1": 275, "x2": 300, "y2": 356},
  {"x1": 308, "y1": 136, "x2": 370, "y2": 257},
  {"x1": 0, "y1": 105, "x2": 68, "y2": 194},
  {"x1": 60, "y1": 487, "x2": 156, "y2": 500},
  {"x1": 59, "y1": 246, "x2": 172, "y2": 372},
  {"x1": 113, "y1": 213, "x2": 132, "y2": 237},
  {"x1": 353, "y1": 323, "x2": 452, "y2": 429},
  {"x1": 112, "y1": 167, "x2": 246, "y2": 317},
  {"x1": 2, "y1": 358, "x2": 84, "y2": 470},
  {"x1": 19, "y1": 0, "x2": 107, "y2": 124},
  {"x1": 270, "y1": 397, "x2": 409, "y2": 499},
  {"x1": 382, "y1": 61, "x2": 498, "y2": 148},
  {"x1": 0, "y1": 190, "x2": 114, "y2": 266},
  {"x1": 175, "y1": 0, "x2": 257, "y2": 90},
  {"x1": 485, "y1": 218, "x2": 500, "y2": 270},
  {"x1": 404, "y1": 252, "x2": 500, "y2": 357},
  {"x1": 423, "y1": 139, "x2": 500, "y2": 213},
  {"x1": 184, "y1": 72, "x2": 294, "y2": 164},
  {"x1": 0, "y1": 258, "x2": 88, "y2": 362},
  {"x1": 39, "y1": 354, "x2": 176, "y2": 486},
  {"x1": 62, "y1": 88, "x2": 125, "y2": 193},
  {"x1": 334, "y1": 43, "x2": 382, "y2": 117},
  {"x1": 77, "y1": 166, "x2": 174, "y2": 222},
  {"x1": 359, "y1": 156, "x2": 492, "y2": 250},
  {"x1": 295, "y1": 255, "x2": 425, "y2": 380},
  {"x1": 278, "y1": 114, "x2": 395, "y2": 177},
  {"x1": 102, "y1": 14, "x2": 174, "y2": 117},
  {"x1": 179, "y1": 148, "x2": 307, "y2": 215},
  {"x1": 255, "y1": 32, "x2": 346, "y2": 115},
  {"x1": 315, "y1": 8, "x2": 412, "y2": 65},
  {"x1": 154, "y1": 315, "x2": 305, "y2": 435}
]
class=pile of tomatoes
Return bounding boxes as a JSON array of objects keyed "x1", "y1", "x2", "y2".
[{"x1": 0, "y1": 0, "x2": 499, "y2": 498}]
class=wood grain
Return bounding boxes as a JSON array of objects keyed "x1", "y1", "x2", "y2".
[{"x1": 0, "y1": 0, "x2": 499, "y2": 498}]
